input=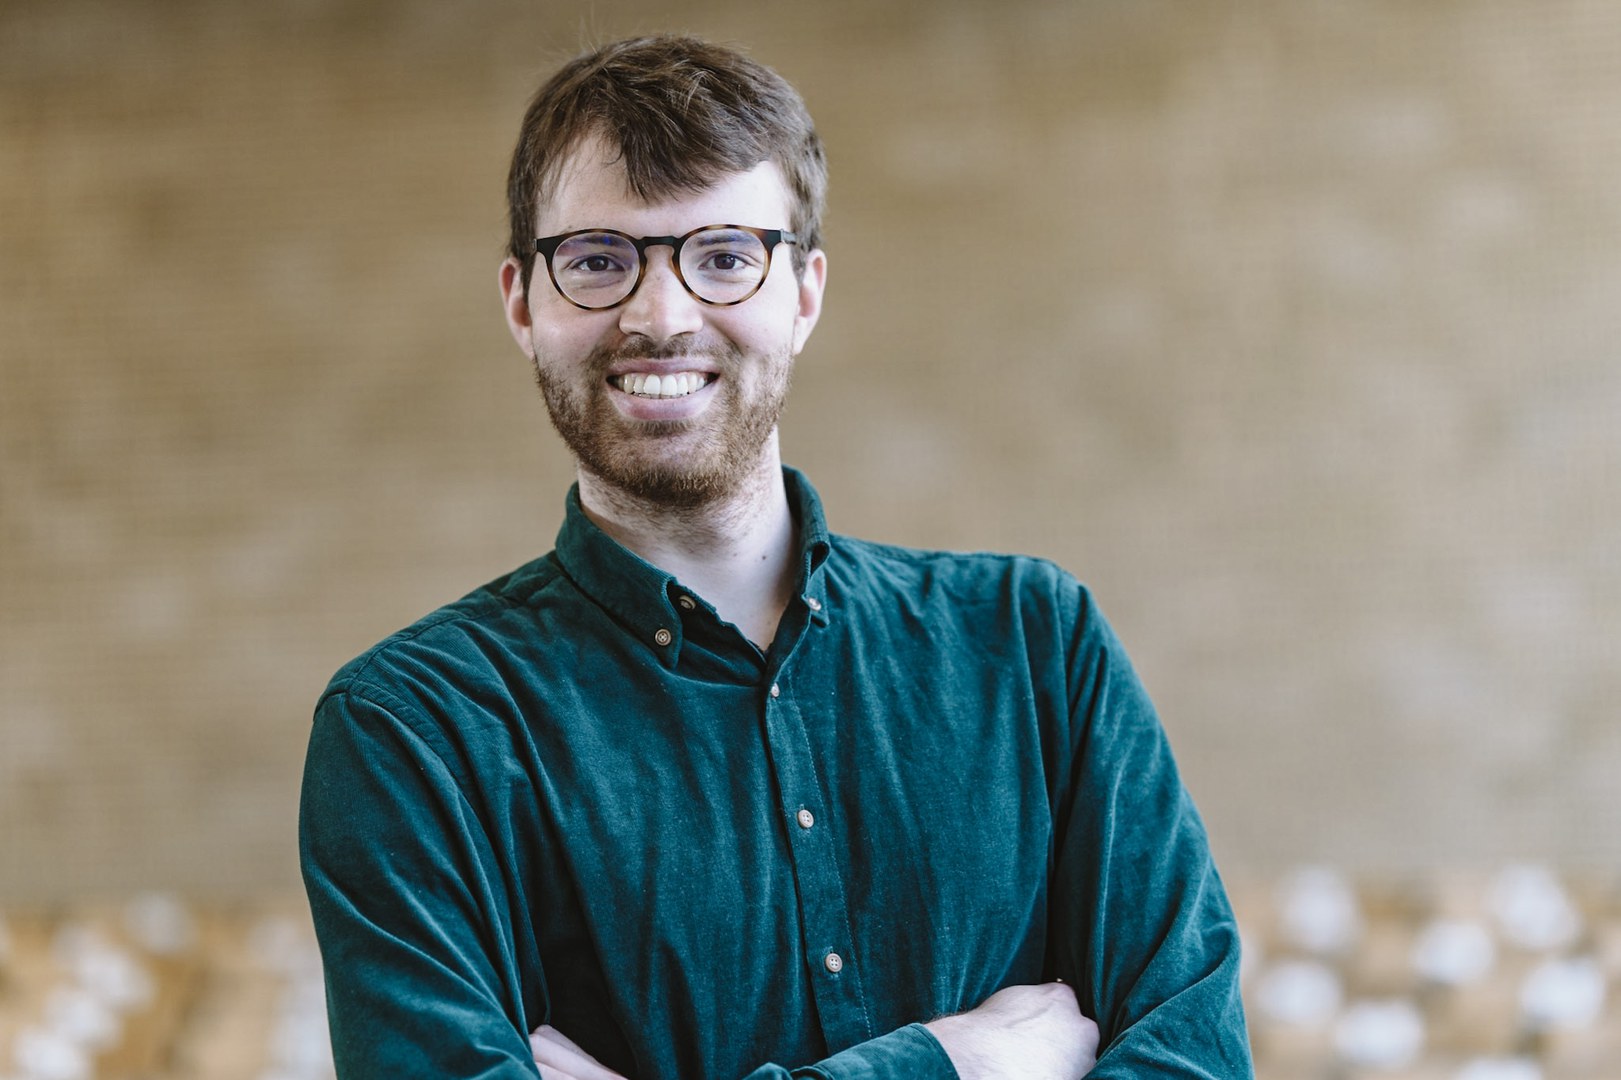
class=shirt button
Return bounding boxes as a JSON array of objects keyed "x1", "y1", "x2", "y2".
[
  {"x1": 805, "y1": 597, "x2": 822, "y2": 612},
  {"x1": 769, "y1": 683, "x2": 780, "y2": 698},
  {"x1": 677, "y1": 595, "x2": 696, "y2": 611},
  {"x1": 824, "y1": 952, "x2": 844, "y2": 974},
  {"x1": 654, "y1": 628, "x2": 672, "y2": 646},
  {"x1": 796, "y1": 808, "x2": 815, "y2": 830}
]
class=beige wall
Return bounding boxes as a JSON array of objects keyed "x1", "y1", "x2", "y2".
[{"x1": 2, "y1": 0, "x2": 1618, "y2": 902}]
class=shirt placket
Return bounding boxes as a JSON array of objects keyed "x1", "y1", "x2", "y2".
[{"x1": 760, "y1": 665, "x2": 875, "y2": 1050}]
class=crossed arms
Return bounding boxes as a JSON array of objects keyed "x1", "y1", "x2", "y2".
[{"x1": 300, "y1": 584, "x2": 1251, "y2": 1078}]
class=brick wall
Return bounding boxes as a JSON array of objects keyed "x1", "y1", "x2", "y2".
[{"x1": 2, "y1": 0, "x2": 1618, "y2": 900}]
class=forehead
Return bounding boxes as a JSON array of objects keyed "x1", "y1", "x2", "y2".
[{"x1": 538, "y1": 136, "x2": 793, "y2": 236}]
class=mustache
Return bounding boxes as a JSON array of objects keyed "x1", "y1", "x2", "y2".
[{"x1": 584, "y1": 336, "x2": 744, "y2": 374}]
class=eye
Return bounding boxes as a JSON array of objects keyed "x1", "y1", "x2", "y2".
[
  {"x1": 570, "y1": 253, "x2": 626, "y2": 274},
  {"x1": 687, "y1": 234, "x2": 764, "y2": 276},
  {"x1": 553, "y1": 233, "x2": 636, "y2": 280}
]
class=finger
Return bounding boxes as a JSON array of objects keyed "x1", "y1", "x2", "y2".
[
  {"x1": 530, "y1": 1037, "x2": 608, "y2": 1075},
  {"x1": 532, "y1": 1044, "x2": 622, "y2": 1080},
  {"x1": 530, "y1": 1026, "x2": 628, "y2": 1080},
  {"x1": 532, "y1": 1024, "x2": 592, "y2": 1056}
]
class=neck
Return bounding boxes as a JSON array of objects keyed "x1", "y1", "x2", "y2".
[{"x1": 576, "y1": 448, "x2": 799, "y2": 650}]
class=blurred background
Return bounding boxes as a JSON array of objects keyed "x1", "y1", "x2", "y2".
[{"x1": 2, "y1": 0, "x2": 1617, "y2": 1077}]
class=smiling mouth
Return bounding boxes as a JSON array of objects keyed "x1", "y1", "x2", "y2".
[{"x1": 611, "y1": 372, "x2": 715, "y2": 399}]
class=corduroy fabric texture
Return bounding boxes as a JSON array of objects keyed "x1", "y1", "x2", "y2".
[{"x1": 300, "y1": 468, "x2": 1250, "y2": 1078}]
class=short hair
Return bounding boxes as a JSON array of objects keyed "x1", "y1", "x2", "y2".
[{"x1": 506, "y1": 35, "x2": 827, "y2": 293}]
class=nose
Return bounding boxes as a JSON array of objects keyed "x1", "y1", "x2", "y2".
[{"x1": 618, "y1": 248, "x2": 704, "y2": 344}]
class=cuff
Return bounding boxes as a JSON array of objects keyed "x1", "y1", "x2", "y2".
[{"x1": 815, "y1": 1023, "x2": 959, "y2": 1080}]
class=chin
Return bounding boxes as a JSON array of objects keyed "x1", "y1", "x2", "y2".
[{"x1": 591, "y1": 450, "x2": 757, "y2": 509}]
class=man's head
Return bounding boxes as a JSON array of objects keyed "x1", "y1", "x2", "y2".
[
  {"x1": 498, "y1": 37, "x2": 829, "y2": 510},
  {"x1": 505, "y1": 35, "x2": 827, "y2": 296}
]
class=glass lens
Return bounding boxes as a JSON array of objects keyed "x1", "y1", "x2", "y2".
[
  {"x1": 680, "y1": 228, "x2": 769, "y2": 304},
  {"x1": 551, "y1": 232, "x2": 638, "y2": 307}
]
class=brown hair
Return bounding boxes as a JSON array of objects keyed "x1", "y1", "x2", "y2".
[{"x1": 506, "y1": 35, "x2": 827, "y2": 293}]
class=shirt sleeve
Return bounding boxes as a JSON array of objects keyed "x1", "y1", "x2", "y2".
[
  {"x1": 738, "y1": 1023, "x2": 957, "y2": 1079},
  {"x1": 1047, "y1": 585, "x2": 1254, "y2": 1078},
  {"x1": 301, "y1": 682, "x2": 542, "y2": 1079}
]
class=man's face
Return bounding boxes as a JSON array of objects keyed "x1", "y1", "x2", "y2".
[{"x1": 500, "y1": 136, "x2": 826, "y2": 508}]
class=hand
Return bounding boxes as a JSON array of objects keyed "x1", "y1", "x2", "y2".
[
  {"x1": 923, "y1": 982, "x2": 1100, "y2": 1080},
  {"x1": 530, "y1": 1024, "x2": 630, "y2": 1080}
]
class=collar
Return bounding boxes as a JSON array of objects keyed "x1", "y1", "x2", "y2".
[{"x1": 551, "y1": 466, "x2": 833, "y2": 667}]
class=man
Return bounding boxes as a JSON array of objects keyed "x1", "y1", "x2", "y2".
[{"x1": 301, "y1": 35, "x2": 1251, "y2": 1079}]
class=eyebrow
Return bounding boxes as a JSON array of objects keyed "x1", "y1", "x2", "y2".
[
  {"x1": 571, "y1": 231, "x2": 635, "y2": 247},
  {"x1": 689, "y1": 229, "x2": 751, "y2": 247}
]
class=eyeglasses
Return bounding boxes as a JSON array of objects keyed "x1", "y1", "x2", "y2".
[{"x1": 533, "y1": 225, "x2": 798, "y2": 310}]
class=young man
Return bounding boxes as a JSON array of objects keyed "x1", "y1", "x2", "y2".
[{"x1": 301, "y1": 35, "x2": 1252, "y2": 1080}]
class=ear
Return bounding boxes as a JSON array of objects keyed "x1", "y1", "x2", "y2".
[
  {"x1": 790, "y1": 248, "x2": 827, "y2": 356},
  {"x1": 499, "y1": 257, "x2": 536, "y2": 356}
]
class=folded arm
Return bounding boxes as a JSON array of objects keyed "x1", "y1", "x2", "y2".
[
  {"x1": 535, "y1": 983, "x2": 1098, "y2": 1080},
  {"x1": 1046, "y1": 586, "x2": 1253, "y2": 1077}
]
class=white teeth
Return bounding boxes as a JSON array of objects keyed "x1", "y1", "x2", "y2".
[{"x1": 615, "y1": 372, "x2": 708, "y2": 398}]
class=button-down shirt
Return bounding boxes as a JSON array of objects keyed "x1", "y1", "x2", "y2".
[{"x1": 300, "y1": 468, "x2": 1252, "y2": 1078}]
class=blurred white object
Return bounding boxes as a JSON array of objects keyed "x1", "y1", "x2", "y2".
[
  {"x1": 73, "y1": 943, "x2": 155, "y2": 1011},
  {"x1": 11, "y1": 1026, "x2": 92, "y2": 1080},
  {"x1": 50, "y1": 922, "x2": 156, "y2": 1011},
  {"x1": 249, "y1": 917, "x2": 336, "y2": 1080},
  {"x1": 1412, "y1": 918, "x2": 1496, "y2": 985},
  {"x1": 1519, "y1": 956, "x2": 1605, "y2": 1028},
  {"x1": 1254, "y1": 959, "x2": 1343, "y2": 1027},
  {"x1": 1487, "y1": 864, "x2": 1580, "y2": 951},
  {"x1": 267, "y1": 979, "x2": 336, "y2": 1077},
  {"x1": 1333, "y1": 998, "x2": 1425, "y2": 1068},
  {"x1": 123, "y1": 891, "x2": 197, "y2": 955},
  {"x1": 1455, "y1": 1058, "x2": 1543, "y2": 1080},
  {"x1": 267, "y1": 1014, "x2": 337, "y2": 1078},
  {"x1": 50, "y1": 923, "x2": 105, "y2": 969},
  {"x1": 250, "y1": 915, "x2": 316, "y2": 975},
  {"x1": 44, "y1": 985, "x2": 121, "y2": 1050},
  {"x1": 1277, "y1": 866, "x2": 1363, "y2": 954}
]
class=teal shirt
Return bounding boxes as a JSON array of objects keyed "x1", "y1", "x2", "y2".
[{"x1": 300, "y1": 469, "x2": 1251, "y2": 1079}]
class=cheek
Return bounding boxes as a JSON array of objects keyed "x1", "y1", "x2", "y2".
[
  {"x1": 530, "y1": 314, "x2": 612, "y2": 364},
  {"x1": 715, "y1": 292, "x2": 801, "y2": 351}
]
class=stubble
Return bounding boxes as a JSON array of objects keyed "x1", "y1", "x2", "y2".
[{"x1": 533, "y1": 336, "x2": 793, "y2": 510}]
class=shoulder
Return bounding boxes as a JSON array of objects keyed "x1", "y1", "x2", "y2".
[
  {"x1": 827, "y1": 533, "x2": 1098, "y2": 619},
  {"x1": 318, "y1": 552, "x2": 569, "y2": 715}
]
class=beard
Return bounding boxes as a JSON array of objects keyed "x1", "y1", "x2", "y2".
[{"x1": 533, "y1": 335, "x2": 793, "y2": 510}]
